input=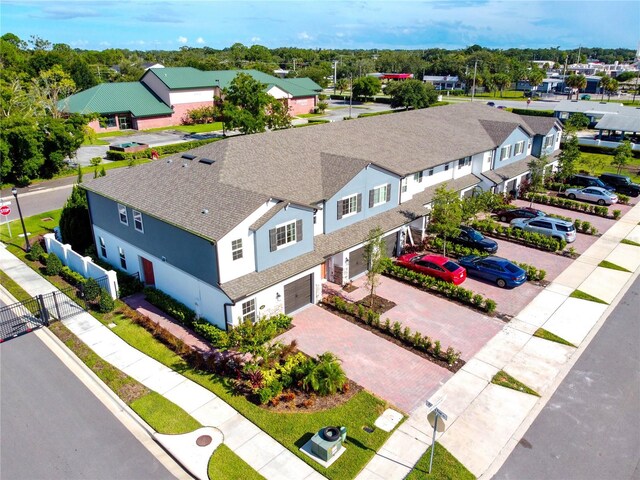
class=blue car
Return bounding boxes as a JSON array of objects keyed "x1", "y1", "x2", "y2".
[{"x1": 458, "y1": 255, "x2": 527, "y2": 288}]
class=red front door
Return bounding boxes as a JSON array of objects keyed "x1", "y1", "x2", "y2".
[{"x1": 141, "y1": 257, "x2": 155, "y2": 286}]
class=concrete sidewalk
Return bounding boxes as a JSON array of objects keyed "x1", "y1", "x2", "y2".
[
  {"x1": 356, "y1": 201, "x2": 640, "y2": 480},
  {"x1": 0, "y1": 244, "x2": 324, "y2": 480}
]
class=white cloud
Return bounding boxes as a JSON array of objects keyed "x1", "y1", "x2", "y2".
[
  {"x1": 251, "y1": 36, "x2": 261, "y2": 43},
  {"x1": 298, "y1": 31, "x2": 311, "y2": 40},
  {"x1": 196, "y1": 37, "x2": 205, "y2": 44},
  {"x1": 178, "y1": 36, "x2": 188, "y2": 44},
  {"x1": 99, "y1": 41, "x2": 111, "y2": 47}
]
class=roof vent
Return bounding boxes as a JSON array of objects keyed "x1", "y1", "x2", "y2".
[
  {"x1": 202, "y1": 209, "x2": 209, "y2": 214},
  {"x1": 166, "y1": 159, "x2": 173, "y2": 163},
  {"x1": 182, "y1": 154, "x2": 197, "y2": 160},
  {"x1": 182, "y1": 163, "x2": 188, "y2": 168},
  {"x1": 199, "y1": 158, "x2": 215, "y2": 165}
]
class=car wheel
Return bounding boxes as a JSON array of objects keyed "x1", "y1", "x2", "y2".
[
  {"x1": 568, "y1": 193, "x2": 576, "y2": 200},
  {"x1": 597, "y1": 199, "x2": 605, "y2": 206},
  {"x1": 552, "y1": 236, "x2": 562, "y2": 242},
  {"x1": 496, "y1": 278, "x2": 507, "y2": 288},
  {"x1": 500, "y1": 215, "x2": 507, "y2": 222}
]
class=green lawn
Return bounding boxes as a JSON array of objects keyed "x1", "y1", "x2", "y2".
[
  {"x1": 106, "y1": 311, "x2": 395, "y2": 480},
  {"x1": 533, "y1": 328, "x2": 576, "y2": 347},
  {"x1": 578, "y1": 151, "x2": 640, "y2": 183},
  {"x1": 0, "y1": 268, "x2": 34, "y2": 303},
  {"x1": 405, "y1": 443, "x2": 475, "y2": 480},
  {"x1": 570, "y1": 289, "x2": 609, "y2": 304},
  {"x1": 491, "y1": 370, "x2": 539, "y2": 397},
  {"x1": 208, "y1": 444, "x2": 266, "y2": 480},
  {"x1": 130, "y1": 392, "x2": 202, "y2": 434},
  {"x1": 0, "y1": 209, "x2": 62, "y2": 247},
  {"x1": 297, "y1": 113, "x2": 325, "y2": 118},
  {"x1": 598, "y1": 260, "x2": 631, "y2": 273},
  {"x1": 143, "y1": 122, "x2": 223, "y2": 134}
]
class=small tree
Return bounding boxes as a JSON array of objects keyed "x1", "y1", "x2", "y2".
[
  {"x1": 527, "y1": 155, "x2": 548, "y2": 206},
  {"x1": 352, "y1": 76, "x2": 381, "y2": 101},
  {"x1": 98, "y1": 288, "x2": 115, "y2": 313},
  {"x1": 612, "y1": 140, "x2": 633, "y2": 174},
  {"x1": 388, "y1": 79, "x2": 437, "y2": 110},
  {"x1": 59, "y1": 185, "x2": 93, "y2": 254},
  {"x1": 90, "y1": 156, "x2": 101, "y2": 178},
  {"x1": 336, "y1": 78, "x2": 349, "y2": 94},
  {"x1": 565, "y1": 113, "x2": 590, "y2": 131},
  {"x1": 363, "y1": 226, "x2": 387, "y2": 307},
  {"x1": 556, "y1": 132, "x2": 581, "y2": 187},
  {"x1": 429, "y1": 186, "x2": 463, "y2": 256}
]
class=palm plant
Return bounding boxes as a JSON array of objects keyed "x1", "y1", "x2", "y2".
[{"x1": 302, "y1": 352, "x2": 347, "y2": 396}]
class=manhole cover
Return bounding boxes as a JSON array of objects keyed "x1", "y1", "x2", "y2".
[
  {"x1": 362, "y1": 426, "x2": 374, "y2": 434},
  {"x1": 196, "y1": 435, "x2": 212, "y2": 447}
]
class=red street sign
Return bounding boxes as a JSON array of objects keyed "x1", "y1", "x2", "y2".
[{"x1": 0, "y1": 205, "x2": 10, "y2": 216}]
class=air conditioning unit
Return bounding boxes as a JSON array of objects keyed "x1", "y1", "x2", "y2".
[{"x1": 310, "y1": 426, "x2": 347, "y2": 461}]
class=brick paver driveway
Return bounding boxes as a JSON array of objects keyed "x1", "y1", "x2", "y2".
[
  {"x1": 277, "y1": 305, "x2": 451, "y2": 413},
  {"x1": 335, "y1": 276, "x2": 505, "y2": 361}
]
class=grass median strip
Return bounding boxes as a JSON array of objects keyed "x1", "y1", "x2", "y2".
[
  {"x1": 570, "y1": 289, "x2": 609, "y2": 305},
  {"x1": 0, "y1": 269, "x2": 34, "y2": 303},
  {"x1": 621, "y1": 238, "x2": 640, "y2": 247},
  {"x1": 208, "y1": 444, "x2": 265, "y2": 480},
  {"x1": 598, "y1": 260, "x2": 631, "y2": 273},
  {"x1": 405, "y1": 443, "x2": 475, "y2": 480},
  {"x1": 533, "y1": 328, "x2": 576, "y2": 347},
  {"x1": 491, "y1": 370, "x2": 540, "y2": 397}
]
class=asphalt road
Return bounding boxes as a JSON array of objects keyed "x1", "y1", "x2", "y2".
[
  {"x1": 0, "y1": 330, "x2": 176, "y2": 480},
  {"x1": 494, "y1": 275, "x2": 640, "y2": 480}
]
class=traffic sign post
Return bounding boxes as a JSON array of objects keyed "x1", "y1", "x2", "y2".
[
  {"x1": 0, "y1": 201, "x2": 11, "y2": 238},
  {"x1": 426, "y1": 397, "x2": 448, "y2": 474}
]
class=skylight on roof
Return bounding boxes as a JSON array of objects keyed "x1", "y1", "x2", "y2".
[
  {"x1": 199, "y1": 158, "x2": 215, "y2": 165},
  {"x1": 182, "y1": 154, "x2": 197, "y2": 160}
]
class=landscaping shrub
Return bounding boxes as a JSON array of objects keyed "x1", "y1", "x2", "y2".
[
  {"x1": 612, "y1": 210, "x2": 622, "y2": 220},
  {"x1": 525, "y1": 192, "x2": 612, "y2": 219},
  {"x1": 227, "y1": 315, "x2": 293, "y2": 355},
  {"x1": 509, "y1": 108, "x2": 554, "y2": 117},
  {"x1": 83, "y1": 278, "x2": 101, "y2": 302},
  {"x1": 98, "y1": 288, "x2": 115, "y2": 313},
  {"x1": 192, "y1": 320, "x2": 229, "y2": 348},
  {"x1": 302, "y1": 352, "x2": 347, "y2": 396},
  {"x1": 45, "y1": 253, "x2": 63, "y2": 276},
  {"x1": 106, "y1": 138, "x2": 221, "y2": 161},
  {"x1": 28, "y1": 242, "x2": 45, "y2": 262},
  {"x1": 484, "y1": 299, "x2": 497, "y2": 313},
  {"x1": 144, "y1": 287, "x2": 197, "y2": 326},
  {"x1": 618, "y1": 194, "x2": 630, "y2": 205},
  {"x1": 471, "y1": 218, "x2": 566, "y2": 252},
  {"x1": 59, "y1": 266, "x2": 87, "y2": 286}
]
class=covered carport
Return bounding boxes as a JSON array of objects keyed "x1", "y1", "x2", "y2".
[{"x1": 594, "y1": 113, "x2": 640, "y2": 146}]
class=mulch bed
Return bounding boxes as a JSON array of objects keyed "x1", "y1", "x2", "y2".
[
  {"x1": 261, "y1": 380, "x2": 361, "y2": 413},
  {"x1": 320, "y1": 299, "x2": 464, "y2": 374},
  {"x1": 356, "y1": 294, "x2": 396, "y2": 315}
]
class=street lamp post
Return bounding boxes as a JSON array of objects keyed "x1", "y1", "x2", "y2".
[{"x1": 11, "y1": 187, "x2": 30, "y2": 252}]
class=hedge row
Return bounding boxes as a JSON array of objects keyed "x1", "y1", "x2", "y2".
[
  {"x1": 106, "y1": 137, "x2": 222, "y2": 161},
  {"x1": 545, "y1": 182, "x2": 631, "y2": 205},
  {"x1": 578, "y1": 144, "x2": 640, "y2": 159},
  {"x1": 429, "y1": 237, "x2": 547, "y2": 281},
  {"x1": 525, "y1": 193, "x2": 611, "y2": 217},
  {"x1": 471, "y1": 219, "x2": 567, "y2": 252},
  {"x1": 326, "y1": 295, "x2": 462, "y2": 367},
  {"x1": 509, "y1": 108, "x2": 555, "y2": 117},
  {"x1": 384, "y1": 262, "x2": 497, "y2": 313},
  {"x1": 493, "y1": 206, "x2": 599, "y2": 235}
]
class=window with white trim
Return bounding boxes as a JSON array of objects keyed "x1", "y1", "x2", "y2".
[
  {"x1": 369, "y1": 184, "x2": 390, "y2": 207},
  {"x1": 555, "y1": 132, "x2": 561, "y2": 144},
  {"x1": 428, "y1": 168, "x2": 434, "y2": 176},
  {"x1": 499, "y1": 145, "x2": 511, "y2": 161},
  {"x1": 413, "y1": 171, "x2": 423, "y2": 183},
  {"x1": 133, "y1": 210, "x2": 144, "y2": 232},
  {"x1": 241, "y1": 298, "x2": 256, "y2": 323},
  {"x1": 118, "y1": 247, "x2": 127, "y2": 269},
  {"x1": 457, "y1": 156, "x2": 471, "y2": 169},
  {"x1": 444, "y1": 163, "x2": 450, "y2": 171},
  {"x1": 401, "y1": 178, "x2": 408, "y2": 193},
  {"x1": 514, "y1": 140, "x2": 525, "y2": 156},
  {"x1": 118, "y1": 203, "x2": 128, "y2": 225},
  {"x1": 341, "y1": 194, "x2": 358, "y2": 217},
  {"x1": 231, "y1": 239, "x2": 243, "y2": 260},
  {"x1": 543, "y1": 135, "x2": 554, "y2": 149},
  {"x1": 99, "y1": 237, "x2": 107, "y2": 258}
]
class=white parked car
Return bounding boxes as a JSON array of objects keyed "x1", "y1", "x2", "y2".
[
  {"x1": 510, "y1": 217, "x2": 577, "y2": 243},
  {"x1": 565, "y1": 187, "x2": 618, "y2": 206}
]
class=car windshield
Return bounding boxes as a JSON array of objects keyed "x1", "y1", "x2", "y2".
[
  {"x1": 468, "y1": 230, "x2": 484, "y2": 241},
  {"x1": 504, "y1": 263, "x2": 520, "y2": 273},
  {"x1": 443, "y1": 261, "x2": 461, "y2": 272}
]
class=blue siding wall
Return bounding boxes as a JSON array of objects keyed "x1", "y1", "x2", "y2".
[
  {"x1": 325, "y1": 165, "x2": 399, "y2": 234},
  {"x1": 495, "y1": 127, "x2": 531, "y2": 167},
  {"x1": 254, "y1": 205, "x2": 314, "y2": 271},
  {"x1": 87, "y1": 191, "x2": 219, "y2": 285}
]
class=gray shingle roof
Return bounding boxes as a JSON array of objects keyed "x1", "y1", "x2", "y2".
[
  {"x1": 479, "y1": 119, "x2": 532, "y2": 145},
  {"x1": 84, "y1": 103, "x2": 543, "y2": 243},
  {"x1": 595, "y1": 113, "x2": 640, "y2": 133},
  {"x1": 221, "y1": 173, "x2": 481, "y2": 301},
  {"x1": 484, "y1": 154, "x2": 557, "y2": 185},
  {"x1": 554, "y1": 100, "x2": 634, "y2": 115},
  {"x1": 518, "y1": 115, "x2": 563, "y2": 135}
]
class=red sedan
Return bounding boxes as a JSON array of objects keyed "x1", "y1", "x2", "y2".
[{"x1": 395, "y1": 254, "x2": 467, "y2": 285}]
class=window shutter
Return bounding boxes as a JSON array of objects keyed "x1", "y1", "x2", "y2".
[
  {"x1": 296, "y1": 219, "x2": 303, "y2": 242},
  {"x1": 386, "y1": 184, "x2": 391, "y2": 202},
  {"x1": 356, "y1": 193, "x2": 362, "y2": 212},
  {"x1": 369, "y1": 189, "x2": 374, "y2": 208},
  {"x1": 269, "y1": 228, "x2": 277, "y2": 252},
  {"x1": 336, "y1": 200, "x2": 343, "y2": 220}
]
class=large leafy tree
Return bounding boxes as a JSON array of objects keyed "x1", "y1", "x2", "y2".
[
  {"x1": 527, "y1": 67, "x2": 545, "y2": 92},
  {"x1": 428, "y1": 186, "x2": 462, "y2": 256},
  {"x1": 351, "y1": 76, "x2": 381, "y2": 101},
  {"x1": 222, "y1": 72, "x2": 291, "y2": 134},
  {"x1": 387, "y1": 79, "x2": 437, "y2": 110},
  {"x1": 493, "y1": 73, "x2": 511, "y2": 97},
  {"x1": 59, "y1": 184, "x2": 93, "y2": 254}
]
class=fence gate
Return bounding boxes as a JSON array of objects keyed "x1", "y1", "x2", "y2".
[{"x1": 0, "y1": 288, "x2": 86, "y2": 343}]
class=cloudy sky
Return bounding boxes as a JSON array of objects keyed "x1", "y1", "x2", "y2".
[{"x1": 2, "y1": 0, "x2": 639, "y2": 51}]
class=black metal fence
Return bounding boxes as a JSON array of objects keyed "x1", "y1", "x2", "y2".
[{"x1": 0, "y1": 288, "x2": 87, "y2": 343}]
